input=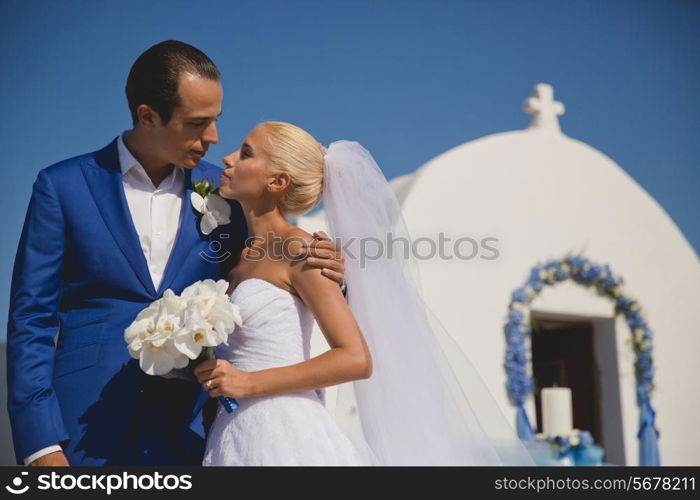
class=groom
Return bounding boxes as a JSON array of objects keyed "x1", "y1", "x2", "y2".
[{"x1": 6, "y1": 40, "x2": 346, "y2": 466}]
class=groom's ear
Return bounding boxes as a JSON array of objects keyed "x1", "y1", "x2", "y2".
[{"x1": 135, "y1": 104, "x2": 162, "y2": 129}]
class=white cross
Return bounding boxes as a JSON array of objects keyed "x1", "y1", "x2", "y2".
[{"x1": 523, "y1": 83, "x2": 565, "y2": 132}]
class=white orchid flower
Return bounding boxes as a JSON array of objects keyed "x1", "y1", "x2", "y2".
[
  {"x1": 182, "y1": 279, "x2": 228, "y2": 298},
  {"x1": 139, "y1": 335, "x2": 189, "y2": 376},
  {"x1": 182, "y1": 279, "x2": 232, "y2": 322},
  {"x1": 130, "y1": 322, "x2": 184, "y2": 376},
  {"x1": 195, "y1": 280, "x2": 241, "y2": 335},
  {"x1": 191, "y1": 191, "x2": 231, "y2": 235},
  {"x1": 175, "y1": 279, "x2": 242, "y2": 356},
  {"x1": 173, "y1": 305, "x2": 219, "y2": 359},
  {"x1": 124, "y1": 299, "x2": 161, "y2": 357},
  {"x1": 206, "y1": 278, "x2": 230, "y2": 295},
  {"x1": 160, "y1": 288, "x2": 187, "y2": 315},
  {"x1": 180, "y1": 280, "x2": 203, "y2": 299},
  {"x1": 124, "y1": 295, "x2": 190, "y2": 375},
  {"x1": 209, "y1": 301, "x2": 242, "y2": 341}
]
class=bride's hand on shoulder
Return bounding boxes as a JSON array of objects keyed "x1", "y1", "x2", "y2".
[{"x1": 194, "y1": 358, "x2": 253, "y2": 399}]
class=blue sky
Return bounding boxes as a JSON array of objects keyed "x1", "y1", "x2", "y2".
[{"x1": 1, "y1": 0, "x2": 698, "y2": 339}]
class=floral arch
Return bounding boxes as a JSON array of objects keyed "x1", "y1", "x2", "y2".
[{"x1": 504, "y1": 253, "x2": 660, "y2": 465}]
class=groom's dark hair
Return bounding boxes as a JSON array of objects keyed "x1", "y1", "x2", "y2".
[{"x1": 126, "y1": 40, "x2": 221, "y2": 125}]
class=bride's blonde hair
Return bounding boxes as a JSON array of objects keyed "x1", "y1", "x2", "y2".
[{"x1": 260, "y1": 121, "x2": 326, "y2": 217}]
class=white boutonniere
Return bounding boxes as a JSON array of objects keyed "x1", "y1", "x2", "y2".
[{"x1": 190, "y1": 179, "x2": 231, "y2": 235}]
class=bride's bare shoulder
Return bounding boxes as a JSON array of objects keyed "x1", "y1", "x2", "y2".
[
  {"x1": 281, "y1": 226, "x2": 315, "y2": 260},
  {"x1": 282, "y1": 227, "x2": 331, "y2": 291}
]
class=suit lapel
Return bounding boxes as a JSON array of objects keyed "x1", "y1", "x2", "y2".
[
  {"x1": 82, "y1": 139, "x2": 157, "y2": 297},
  {"x1": 156, "y1": 167, "x2": 202, "y2": 295}
]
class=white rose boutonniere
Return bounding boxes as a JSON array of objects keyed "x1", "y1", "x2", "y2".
[{"x1": 190, "y1": 179, "x2": 231, "y2": 235}]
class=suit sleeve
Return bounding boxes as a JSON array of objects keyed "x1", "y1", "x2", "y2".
[{"x1": 6, "y1": 169, "x2": 70, "y2": 464}]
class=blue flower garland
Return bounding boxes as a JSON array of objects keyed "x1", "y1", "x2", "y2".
[{"x1": 504, "y1": 252, "x2": 660, "y2": 465}]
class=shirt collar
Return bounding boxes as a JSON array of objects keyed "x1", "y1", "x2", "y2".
[
  {"x1": 117, "y1": 130, "x2": 185, "y2": 182},
  {"x1": 117, "y1": 130, "x2": 141, "y2": 175}
]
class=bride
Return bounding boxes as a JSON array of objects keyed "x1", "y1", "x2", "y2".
[{"x1": 195, "y1": 121, "x2": 535, "y2": 466}]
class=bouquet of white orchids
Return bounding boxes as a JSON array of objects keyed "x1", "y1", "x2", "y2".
[{"x1": 124, "y1": 279, "x2": 242, "y2": 413}]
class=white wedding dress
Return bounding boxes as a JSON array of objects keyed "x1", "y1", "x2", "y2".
[{"x1": 202, "y1": 278, "x2": 366, "y2": 466}]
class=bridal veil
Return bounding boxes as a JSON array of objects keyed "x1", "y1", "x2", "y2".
[{"x1": 322, "y1": 141, "x2": 535, "y2": 466}]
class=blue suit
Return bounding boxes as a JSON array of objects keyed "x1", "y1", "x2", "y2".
[{"x1": 6, "y1": 138, "x2": 246, "y2": 465}]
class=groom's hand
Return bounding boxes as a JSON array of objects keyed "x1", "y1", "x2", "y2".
[
  {"x1": 298, "y1": 231, "x2": 345, "y2": 286},
  {"x1": 29, "y1": 450, "x2": 70, "y2": 467}
]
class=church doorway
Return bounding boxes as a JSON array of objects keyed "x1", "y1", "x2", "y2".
[{"x1": 529, "y1": 311, "x2": 627, "y2": 464}]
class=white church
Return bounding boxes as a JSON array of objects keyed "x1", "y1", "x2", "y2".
[{"x1": 299, "y1": 83, "x2": 700, "y2": 466}]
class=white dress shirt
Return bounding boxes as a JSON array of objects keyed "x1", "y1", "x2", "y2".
[
  {"x1": 24, "y1": 131, "x2": 186, "y2": 465},
  {"x1": 117, "y1": 131, "x2": 185, "y2": 292}
]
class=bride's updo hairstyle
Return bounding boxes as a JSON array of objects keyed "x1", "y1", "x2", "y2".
[{"x1": 261, "y1": 121, "x2": 326, "y2": 217}]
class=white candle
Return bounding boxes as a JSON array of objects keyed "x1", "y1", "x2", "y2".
[{"x1": 541, "y1": 386, "x2": 573, "y2": 437}]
